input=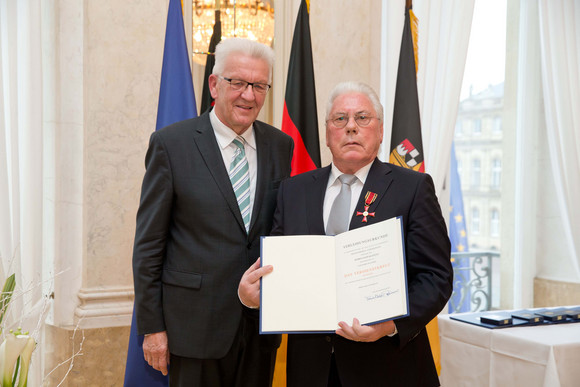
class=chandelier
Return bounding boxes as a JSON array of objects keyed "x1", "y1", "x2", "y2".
[{"x1": 192, "y1": 0, "x2": 275, "y2": 65}]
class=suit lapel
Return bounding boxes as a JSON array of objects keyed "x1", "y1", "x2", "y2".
[
  {"x1": 307, "y1": 166, "x2": 331, "y2": 235},
  {"x1": 349, "y1": 159, "x2": 394, "y2": 231},
  {"x1": 193, "y1": 113, "x2": 246, "y2": 232}
]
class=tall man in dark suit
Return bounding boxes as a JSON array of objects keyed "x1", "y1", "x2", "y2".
[
  {"x1": 240, "y1": 81, "x2": 452, "y2": 386},
  {"x1": 132, "y1": 38, "x2": 293, "y2": 386}
]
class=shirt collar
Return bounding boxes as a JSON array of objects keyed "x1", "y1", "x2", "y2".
[
  {"x1": 328, "y1": 160, "x2": 374, "y2": 188},
  {"x1": 210, "y1": 109, "x2": 256, "y2": 150}
]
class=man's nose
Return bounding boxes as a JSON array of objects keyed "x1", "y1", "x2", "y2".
[
  {"x1": 240, "y1": 84, "x2": 257, "y2": 100},
  {"x1": 345, "y1": 117, "x2": 358, "y2": 133}
]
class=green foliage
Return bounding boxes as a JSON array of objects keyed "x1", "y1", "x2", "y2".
[{"x1": 0, "y1": 274, "x2": 16, "y2": 332}]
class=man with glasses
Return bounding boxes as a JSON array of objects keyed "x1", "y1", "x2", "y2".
[
  {"x1": 132, "y1": 37, "x2": 293, "y2": 386},
  {"x1": 240, "y1": 81, "x2": 452, "y2": 386}
]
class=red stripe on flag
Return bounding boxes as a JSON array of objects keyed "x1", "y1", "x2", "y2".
[{"x1": 282, "y1": 102, "x2": 317, "y2": 176}]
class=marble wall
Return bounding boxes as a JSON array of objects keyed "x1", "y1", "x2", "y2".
[
  {"x1": 43, "y1": 325, "x2": 130, "y2": 386},
  {"x1": 73, "y1": 0, "x2": 167, "y2": 327},
  {"x1": 83, "y1": 0, "x2": 165, "y2": 289},
  {"x1": 306, "y1": 1, "x2": 383, "y2": 165},
  {"x1": 534, "y1": 278, "x2": 580, "y2": 308},
  {"x1": 46, "y1": 0, "x2": 166, "y2": 384}
]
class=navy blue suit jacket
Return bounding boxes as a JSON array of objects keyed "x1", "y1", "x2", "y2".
[{"x1": 271, "y1": 159, "x2": 452, "y2": 387}]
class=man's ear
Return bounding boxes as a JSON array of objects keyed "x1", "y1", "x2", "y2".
[{"x1": 209, "y1": 74, "x2": 219, "y2": 99}]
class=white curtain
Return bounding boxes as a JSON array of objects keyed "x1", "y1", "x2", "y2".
[
  {"x1": 379, "y1": 0, "x2": 475, "y2": 194},
  {"x1": 538, "y1": 0, "x2": 580, "y2": 279},
  {"x1": 0, "y1": 0, "x2": 46, "y2": 384},
  {"x1": 414, "y1": 0, "x2": 475, "y2": 193}
]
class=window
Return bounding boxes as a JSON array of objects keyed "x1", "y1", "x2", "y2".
[
  {"x1": 471, "y1": 207, "x2": 480, "y2": 235},
  {"x1": 493, "y1": 116, "x2": 502, "y2": 133},
  {"x1": 455, "y1": 119, "x2": 463, "y2": 136},
  {"x1": 471, "y1": 158, "x2": 481, "y2": 188},
  {"x1": 491, "y1": 158, "x2": 501, "y2": 188},
  {"x1": 453, "y1": 0, "x2": 506, "y2": 312},
  {"x1": 473, "y1": 118, "x2": 482, "y2": 135},
  {"x1": 490, "y1": 209, "x2": 500, "y2": 237}
]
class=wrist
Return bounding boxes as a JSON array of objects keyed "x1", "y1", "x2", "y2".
[
  {"x1": 387, "y1": 323, "x2": 398, "y2": 337},
  {"x1": 237, "y1": 288, "x2": 259, "y2": 309}
]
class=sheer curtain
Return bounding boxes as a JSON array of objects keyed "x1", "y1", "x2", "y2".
[
  {"x1": 414, "y1": 0, "x2": 475, "y2": 193},
  {"x1": 379, "y1": 0, "x2": 475, "y2": 193},
  {"x1": 1, "y1": 0, "x2": 46, "y2": 384},
  {"x1": 538, "y1": 0, "x2": 580, "y2": 279}
]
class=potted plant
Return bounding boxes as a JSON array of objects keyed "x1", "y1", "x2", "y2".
[{"x1": 0, "y1": 274, "x2": 36, "y2": 387}]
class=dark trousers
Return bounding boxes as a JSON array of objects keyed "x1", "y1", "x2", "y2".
[
  {"x1": 169, "y1": 314, "x2": 278, "y2": 387},
  {"x1": 328, "y1": 353, "x2": 342, "y2": 387}
]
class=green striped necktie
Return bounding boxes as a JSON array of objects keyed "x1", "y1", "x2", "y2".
[{"x1": 229, "y1": 136, "x2": 251, "y2": 231}]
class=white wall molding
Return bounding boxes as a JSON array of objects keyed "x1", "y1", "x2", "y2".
[{"x1": 74, "y1": 287, "x2": 134, "y2": 329}]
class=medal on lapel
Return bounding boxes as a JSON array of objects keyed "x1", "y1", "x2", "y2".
[{"x1": 356, "y1": 191, "x2": 377, "y2": 222}]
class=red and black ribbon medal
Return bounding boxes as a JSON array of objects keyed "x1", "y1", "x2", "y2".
[{"x1": 356, "y1": 191, "x2": 378, "y2": 222}]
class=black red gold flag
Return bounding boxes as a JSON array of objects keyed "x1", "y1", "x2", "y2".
[
  {"x1": 273, "y1": 2, "x2": 319, "y2": 384},
  {"x1": 281, "y1": 0, "x2": 321, "y2": 176},
  {"x1": 200, "y1": 9, "x2": 222, "y2": 114}
]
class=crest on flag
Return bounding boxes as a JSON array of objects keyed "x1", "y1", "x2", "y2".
[{"x1": 389, "y1": 138, "x2": 424, "y2": 172}]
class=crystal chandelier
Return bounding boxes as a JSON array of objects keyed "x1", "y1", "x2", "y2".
[{"x1": 192, "y1": 0, "x2": 275, "y2": 65}]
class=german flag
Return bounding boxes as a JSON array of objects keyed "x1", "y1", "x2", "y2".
[
  {"x1": 281, "y1": 0, "x2": 320, "y2": 176},
  {"x1": 273, "y1": 2, "x2": 319, "y2": 385},
  {"x1": 200, "y1": 9, "x2": 222, "y2": 114}
]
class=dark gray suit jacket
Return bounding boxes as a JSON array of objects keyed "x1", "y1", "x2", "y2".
[
  {"x1": 133, "y1": 112, "x2": 293, "y2": 359},
  {"x1": 271, "y1": 159, "x2": 452, "y2": 387}
]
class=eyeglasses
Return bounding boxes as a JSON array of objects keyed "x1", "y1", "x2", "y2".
[
  {"x1": 218, "y1": 76, "x2": 271, "y2": 95},
  {"x1": 327, "y1": 114, "x2": 379, "y2": 128}
]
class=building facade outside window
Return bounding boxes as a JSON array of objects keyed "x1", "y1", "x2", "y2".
[
  {"x1": 493, "y1": 115, "x2": 502, "y2": 133},
  {"x1": 455, "y1": 83, "x2": 503, "y2": 251},
  {"x1": 471, "y1": 207, "x2": 480, "y2": 235},
  {"x1": 490, "y1": 208, "x2": 500, "y2": 237},
  {"x1": 471, "y1": 158, "x2": 481, "y2": 188},
  {"x1": 491, "y1": 158, "x2": 502, "y2": 189},
  {"x1": 473, "y1": 118, "x2": 482, "y2": 135}
]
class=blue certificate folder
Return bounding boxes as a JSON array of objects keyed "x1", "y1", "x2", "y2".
[
  {"x1": 450, "y1": 306, "x2": 580, "y2": 329},
  {"x1": 259, "y1": 217, "x2": 409, "y2": 334}
]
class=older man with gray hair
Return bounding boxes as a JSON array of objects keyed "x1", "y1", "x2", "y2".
[
  {"x1": 133, "y1": 38, "x2": 293, "y2": 386},
  {"x1": 241, "y1": 81, "x2": 452, "y2": 386}
]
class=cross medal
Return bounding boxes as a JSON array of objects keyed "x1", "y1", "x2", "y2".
[{"x1": 356, "y1": 191, "x2": 378, "y2": 222}]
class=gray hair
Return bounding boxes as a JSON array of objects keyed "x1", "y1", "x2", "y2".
[
  {"x1": 212, "y1": 38, "x2": 275, "y2": 83},
  {"x1": 326, "y1": 81, "x2": 384, "y2": 122}
]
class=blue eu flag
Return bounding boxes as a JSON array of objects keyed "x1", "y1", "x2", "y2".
[
  {"x1": 124, "y1": 0, "x2": 196, "y2": 385},
  {"x1": 449, "y1": 142, "x2": 470, "y2": 313}
]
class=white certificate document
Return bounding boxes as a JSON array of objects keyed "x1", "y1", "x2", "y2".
[{"x1": 260, "y1": 217, "x2": 408, "y2": 333}]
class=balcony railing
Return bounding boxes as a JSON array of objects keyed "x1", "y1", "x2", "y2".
[{"x1": 448, "y1": 251, "x2": 500, "y2": 314}]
